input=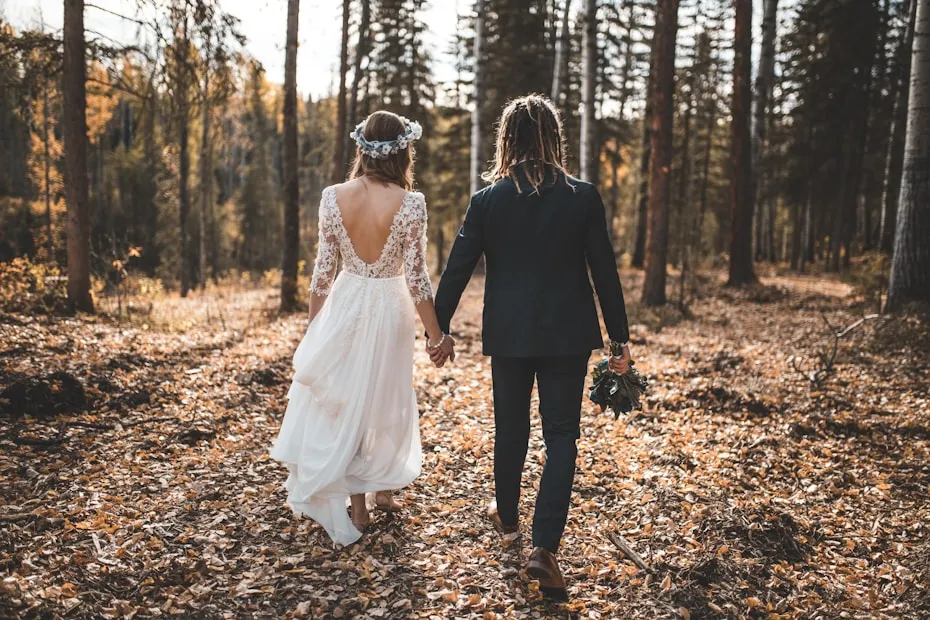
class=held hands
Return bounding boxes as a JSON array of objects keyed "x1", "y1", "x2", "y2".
[
  {"x1": 608, "y1": 343, "x2": 633, "y2": 375},
  {"x1": 427, "y1": 333, "x2": 456, "y2": 368}
]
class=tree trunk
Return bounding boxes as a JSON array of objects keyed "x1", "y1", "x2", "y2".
[
  {"x1": 727, "y1": 0, "x2": 756, "y2": 286},
  {"x1": 618, "y1": 0, "x2": 636, "y2": 119},
  {"x1": 179, "y1": 109, "x2": 191, "y2": 295},
  {"x1": 43, "y1": 80, "x2": 53, "y2": 261},
  {"x1": 609, "y1": 138, "x2": 620, "y2": 245},
  {"x1": 886, "y1": 0, "x2": 930, "y2": 311},
  {"x1": 880, "y1": 0, "x2": 917, "y2": 253},
  {"x1": 471, "y1": 0, "x2": 486, "y2": 196},
  {"x1": 752, "y1": 0, "x2": 777, "y2": 262},
  {"x1": 641, "y1": 0, "x2": 679, "y2": 306},
  {"x1": 346, "y1": 0, "x2": 371, "y2": 168},
  {"x1": 580, "y1": 0, "x2": 598, "y2": 182},
  {"x1": 281, "y1": 0, "x2": 301, "y2": 312},
  {"x1": 676, "y1": 94, "x2": 692, "y2": 268},
  {"x1": 550, "y1": 0, "x2": 572, "y2": 103},
  {"x1": 199, "y1": 37, "x2": 211, "y2": 291},
  {"x1": 696, "y1": 63, "x2": 718, "y2": 262},
  {"x1": 62, "y1": 0, "x2": 93, "y2": 312},
  {"x1": 632, "y1": 50, "x2": 655, "y2": 269},
  {"x1": 332, "y1": 0, "x2": 351, "y2": 184}
]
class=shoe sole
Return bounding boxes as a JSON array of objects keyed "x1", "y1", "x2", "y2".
[{"x1": 526, "y1": 565, "x2": 567, "y2": 601}]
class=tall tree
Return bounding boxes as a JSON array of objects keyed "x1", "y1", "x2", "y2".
[
  {"x1": 632, "y1": 33, "x2": 655, "y2": 270},
  {"x1": 727, "y1": 0, "x2": 755, "y2": 286},
  {"x1": 165, "y1": 2, "x2": 196, "y2": 296},
  {"x1": 471, "y1": 0, "x2": 486, "y2": 196},
  {"x1": 579, "y1": 0, "x2": 597, "y2": 181},
  {"x1": 886, "y1": 0, "x2": 930, "y2": 311},
  {"x1": 881, "y1": 0, "x2": 918, "y2": 253},
  {"x1": 333, "y1": 0, "x2": 351, "y2": 184},
  {"x1": 752, "y1": 0, "x2": 778, "y2": 261},
  {"x1": 550, "y1": 0, "x2": 572, "y2": 103},
  {"x1": 347, "y1": 0, "x2": 372, "y2": 164},
  {"x1": 281, "y1": 0, "x2": 301, "y2": 311},
  {"x1": 199, "y1": 34, "x2": 212, "y2": 290},
  {"x1": 642, "y1": 0, "x2": 679, "y2": 306},
  {"x1": 62, "y1": 0, "x2": 93, "y2": 312}
]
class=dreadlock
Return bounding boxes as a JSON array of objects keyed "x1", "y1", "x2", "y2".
[{"x1": 482, "y1": 94, "x2": 574, "y2": 194}]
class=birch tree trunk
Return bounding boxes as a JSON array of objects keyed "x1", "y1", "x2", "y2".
[
  {"x1": 550, "y1": 0, "x2": 572, "y2": 103},
  {"x1": 281, "y1": 0, "x2": 301, "y2": 312},
  {"x1": 332, "y1": 0, "x2": 351, "y2": 184},
  {"x1": 642, "y1": 0, "x2": 680, "y2": 306},
  {"x1": 63, "y1": 0, "x2": 94, "y2": 312},
  {"x1": 886, "y1": 0, "x2": 930, "y2": 311},
  {"x1": 579, "y1": 0, "x2": 598, "y2": 181},
  {"x1": 880, "y1": 0, "x2": 917, "y2": 253},
  {"x1": 727, "y1": 0, "x2": 756, "y2": 286},
  {"x1": 470, "y1": 0, "x2": 486, "y2": 197},
  {"x1": 751, "y1": 0, "x2": 777, "y2": 262}
]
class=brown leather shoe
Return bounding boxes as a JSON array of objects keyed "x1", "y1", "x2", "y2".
[
  {"x1": 526, "y1": 547, "x2": 568, "y2": 601},
  {"x1": 486, "y1": 500, "x2": 520, "y2": 546}
]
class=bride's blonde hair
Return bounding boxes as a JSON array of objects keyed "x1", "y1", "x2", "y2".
[
  {"x1": 348, "y1": 111, "x2": 416, "y2": 190},
  {"x1": 483, "y1": 95, "x2": 572, "y2": 194}
]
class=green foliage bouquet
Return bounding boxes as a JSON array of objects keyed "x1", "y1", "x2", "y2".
[{"x1": 588, "y1": 342, "x2": 648, "y2": 418}]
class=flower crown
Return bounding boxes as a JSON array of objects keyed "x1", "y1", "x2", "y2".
[{"x1": 350, "y1": 116, "x2": 423, "y2": 159}]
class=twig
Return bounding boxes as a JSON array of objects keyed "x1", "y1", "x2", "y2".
[
  {"x1": 837, "y1": 314, "x2": 880, "y2": 338},
  {"x1": 608, "y1": 531, "x2": 649, "y2": 571},
  {"x1": 120, "y1": 416, "x2": 180, "y2": 428},
  {"x1": 0, "y1": 512, "x2": 38, "y2": 522},
  {"x1": 8, "y1": 434, "x2": 67, "y2": 447},
  {"x1": 61, "y1": 421, "x2": 115, "y2": 431},
  {"x1": 790, "y1": 314, "x2": 882, "y2": 388}
]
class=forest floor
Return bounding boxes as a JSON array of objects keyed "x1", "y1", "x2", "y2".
[{"x1": 1, "y1": 270, "x2": 929, "y2": 619}]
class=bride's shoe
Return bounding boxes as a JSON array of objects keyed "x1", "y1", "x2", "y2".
[{"x1": 374, "y1": 490, "x2": 403, "y2": 513}]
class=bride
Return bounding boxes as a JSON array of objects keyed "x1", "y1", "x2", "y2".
[{"x1": 270, "y1": 111, "x2": 455, "y2": 545}]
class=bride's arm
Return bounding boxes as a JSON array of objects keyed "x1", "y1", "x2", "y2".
[
  {"x1": 308, "y1": 190, "x2": 339, "y2": 324},
  {"x1": 405, "y1": 195, "x2": 454, "y2": 362}
]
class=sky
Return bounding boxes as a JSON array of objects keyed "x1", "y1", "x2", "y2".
[{"x1": 4, "y1": 0, "x2": 463, "y2": 99}]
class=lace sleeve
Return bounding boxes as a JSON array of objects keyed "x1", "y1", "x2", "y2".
[
  {"x1": 310, "y1": 189, "x2": 339, "y2": 296},
  {"x1": 403, "y1": 193, "x2": 434, "y2": 303}
]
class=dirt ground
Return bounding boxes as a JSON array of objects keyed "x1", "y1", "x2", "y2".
[{"x1": 1, "y1": 271, "x2": 928, "y2": 619}]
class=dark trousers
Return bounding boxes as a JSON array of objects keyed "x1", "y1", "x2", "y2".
[{"x1": 491, "y1": 353, "x2": 590, "y2": 553}]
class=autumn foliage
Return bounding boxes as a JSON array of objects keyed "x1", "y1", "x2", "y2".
[{"x1": 1, "y1": 272, "x2": 928, "y2": 618}]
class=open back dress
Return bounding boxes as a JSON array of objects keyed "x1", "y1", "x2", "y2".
[{"x1": 270, "y1": 185, "x2": 433, "y2": 545}]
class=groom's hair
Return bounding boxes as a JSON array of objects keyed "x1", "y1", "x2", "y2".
[
  {"x1": 348, "y1": 111, "x2": 416, "y2": 190},
  {"x1": 483, "y1": 95, "x2": 572, "y2": 194}
]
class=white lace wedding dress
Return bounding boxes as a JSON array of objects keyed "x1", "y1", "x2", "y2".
[{"x1": 270, "y1": 186, "x2": 432, "y2": 545}]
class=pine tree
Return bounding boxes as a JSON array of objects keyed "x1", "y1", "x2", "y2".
[
  {"x1": 641, "y1": 0, "x2": 679, "y2": 306},
  {"x1": 333, "y1": 0, "x2": 351, "y2": 184},
  {"x1": 281, "y1": 0, "x2": 301, "y2": 311},
  {"x1": 727, "y1": 0, "x2": 755, "y2": 286},
  {"x1": 579, "y1": 0, "x2": 598, "y2": 181},
  {"x1": 62, "y1": 0, "x2": 94, "y2": 311}
]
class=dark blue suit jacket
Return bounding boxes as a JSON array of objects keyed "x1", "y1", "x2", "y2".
[{"x1": 434, "y1": 165, "x2": 630, "y2": 357}]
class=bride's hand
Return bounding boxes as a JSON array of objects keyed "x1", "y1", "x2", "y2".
[{"x1": 608, "y1": 343, "x2": 632, "y2": 374}]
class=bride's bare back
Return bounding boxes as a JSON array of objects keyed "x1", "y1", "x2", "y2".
[{"x1": 334, "y1": 178, "x2": 408, "y2": 264}]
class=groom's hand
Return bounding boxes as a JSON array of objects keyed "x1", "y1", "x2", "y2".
[
  {"x1": 608, "y1": 343, "x2": 632, "y2": 375},
  {"x1": 429, "y1": 335, "x2": 456, "y2": 367}
]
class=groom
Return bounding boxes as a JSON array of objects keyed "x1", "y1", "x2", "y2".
[{"x1": 430, "y1": 95, "x2": 632, "y2": 600}]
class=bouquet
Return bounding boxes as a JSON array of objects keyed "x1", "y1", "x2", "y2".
[{"x1": 588, "y1": 341, "x2": 648, "y2": 418}]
